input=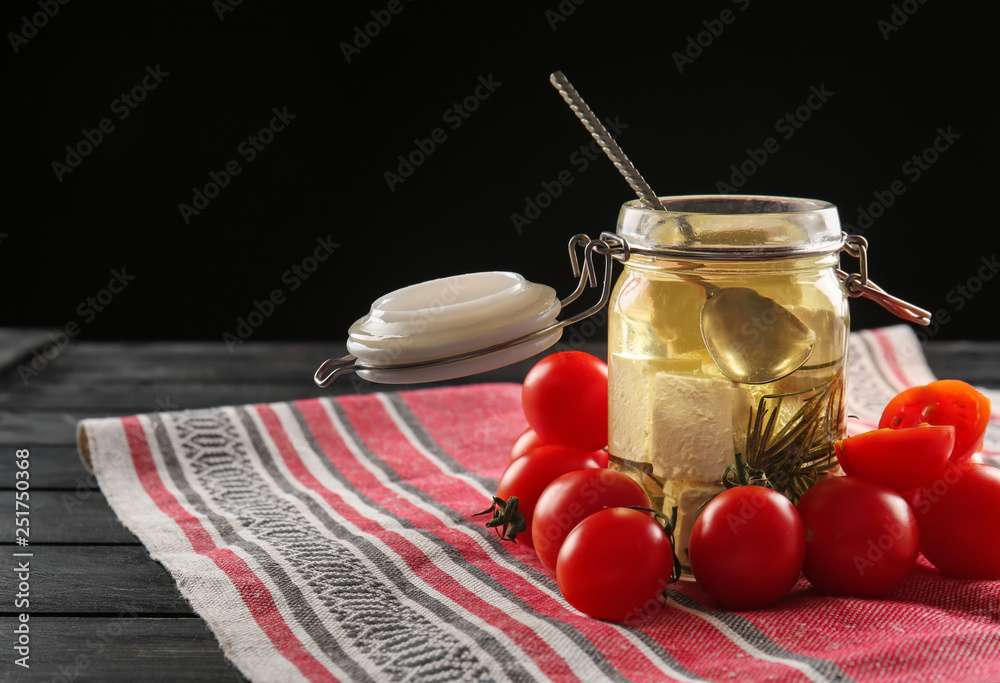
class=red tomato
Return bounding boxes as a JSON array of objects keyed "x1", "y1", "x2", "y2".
[
  {"x1": 908, "y1": 463, "x2": 1000, "y2": 579},
  {"x1": 797, "y1": 476, "x2": 918, "y2": 598},
  {"x1": 493, "y1": 445, "x2": 603, "y2": 549},
  {"x1": 510, "y1": 427, "x2": 547, "y2": 462},
  {"x1": 521, "y1": 351, "x2": 608, "y2": 453},
  {"x1": 834, "y1": 424, "x2": 955, "y2": 492},
  {"x1": 509, "y1": 427, "x2": 609, "y2": 467},
  {"x1": 532, "y1": 469, "x2": 649, "y2": 576},
  {"x1": 879, "y1": 380, "x2": 991, "y2": 463},
  {"x1": 689, "y1": 486, "x2": 805, "y2": 610},
  {"x1": 557, "y1": 508, "x2": 674, "y2": 622}
]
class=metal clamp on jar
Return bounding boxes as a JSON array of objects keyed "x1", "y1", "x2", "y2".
[{"x1": 601, "y1": 195, "x2": 932, "y2": 570}]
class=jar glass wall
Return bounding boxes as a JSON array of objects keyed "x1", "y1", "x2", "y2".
[{"x1": 607, "y1": 196, "x2": 850, "y2": 573}]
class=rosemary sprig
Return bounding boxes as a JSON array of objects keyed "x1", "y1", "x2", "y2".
[{"x1": 742, "y1": 370, "x2": 845, "y2": 502}]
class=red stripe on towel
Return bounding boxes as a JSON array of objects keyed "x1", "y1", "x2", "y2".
[{"x1": 122, "y1": 415, "x2": 339, "y2": 683}]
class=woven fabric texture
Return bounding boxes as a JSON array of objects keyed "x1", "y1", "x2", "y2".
[{"x1": 77, "y1": 326, "x2": 1000, "y2": 682}]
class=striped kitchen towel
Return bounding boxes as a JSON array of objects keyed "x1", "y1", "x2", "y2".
[{"x1": 77, "y1": 325, "x2": 1000, "y2": 683}]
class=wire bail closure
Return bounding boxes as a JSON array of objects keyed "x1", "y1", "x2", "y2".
[{"x1": 836, "y1": 233, "x2": 931, "y2": 326}]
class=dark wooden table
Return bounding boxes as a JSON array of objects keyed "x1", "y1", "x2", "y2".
[{"x1": 1, "y1": 329, "x2": 997, "y2": 682}]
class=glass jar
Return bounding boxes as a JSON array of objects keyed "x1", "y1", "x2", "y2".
[{"x1": 607, "y1": 195, "x2": 851, "y2": 572}]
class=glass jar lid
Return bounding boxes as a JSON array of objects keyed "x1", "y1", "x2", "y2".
[{"x1": 617, "y1": 195, "x2": 845, "y2": 260}]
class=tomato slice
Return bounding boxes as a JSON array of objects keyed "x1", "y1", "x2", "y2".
[
  {"x1": 834, "y1": 424, "x2": 955, "y2": 492},
  {"x1": 879, "y1": 380, "x2": 991, "y2": 463}
]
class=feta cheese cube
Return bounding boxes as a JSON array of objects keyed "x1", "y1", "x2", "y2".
[
  {"x1": 662, "y1": 480, "x2": 725, "y2": 567},
  {"x1": 647, "y1": 279, "x2": 707, "y2": 356},
  {"x1": 650, "y1": 373, "x2": 752, "y2": 482},
  {"x1": 609, "y1": 354, "x2": 703, "y2": 464}
]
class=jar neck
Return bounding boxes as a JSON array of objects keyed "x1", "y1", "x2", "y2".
[
  {"x1": 616, "y1": 195, "x2": 845, "y2": 256},
  {"x1": 620, "y1": 251, "x2": 841, "y2": 277}
]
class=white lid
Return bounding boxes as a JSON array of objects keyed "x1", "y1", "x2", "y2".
[{"x1": 345, "y1": 271, "x2": 562, "y2": 383}]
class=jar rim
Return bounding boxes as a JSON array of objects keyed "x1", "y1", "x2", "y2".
[
  {"x1": 635, "y1": 194, "x2": 837, "y2": 215},
  {"x1": 617, "y1": 194, "x2": 844, "y2": 260}
]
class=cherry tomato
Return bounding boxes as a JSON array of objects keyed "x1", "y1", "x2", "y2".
[
  {"x1": 797, "y1": 476, "x2": 918, "y2": 598},
  {"x1": 493, "y1": 445, "x2": 603, "y2": 549},
  {"x1": 510, "y1": 427, "x2": 547, "y2": 462},
  {"x1": 879, "y1": 380, "x2": 991, "y2": 464},
  {"x1": 532, "y1": 468, "x2": 649, "y2": 576},
  {"x1": 509, "y1": 427, "x2": 609, "y2": 467},
  {"x1": 521, "y1": 351, "x2": 608, "y2": 453},
  {"x1": 908, "y1": 463, "x2": 1000, "y2": 579},
  {"x1": 556, "y1": 508, "x2": 674, "y2": 622},
  {"x1": 689, "y1": 486, "x2": 805, "y2": 610},
  {"x1": 834, "y1": 424, "x2": 955, "y2": 492}
]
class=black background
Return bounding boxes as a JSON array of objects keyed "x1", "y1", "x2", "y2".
[{"x1": 3, "y1": 1, "x2": 998, "y2": 349}]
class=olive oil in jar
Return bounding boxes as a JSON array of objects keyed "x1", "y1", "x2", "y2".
[{"x1": 606, "y1": 196, "x2": 850, "y2": 571}]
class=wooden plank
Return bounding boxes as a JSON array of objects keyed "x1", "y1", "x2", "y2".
[
  {"x1": 0, "y1": 341, "x2": 336, "y2": 389},
  {"x1": 0, "y1": 491, "x2": 138, "y2": 544},
  {"x1": 0, "y1": 617, "x2": 247, "y2": 682},
  {"x1": 0, "y1": 371, "x2": 521, "y2": 411},
  {"x1": 0, "y1": 545, "x2": 191, "y2": 615},
  {"x1": 0, "y1": 339, "x2": 609, "y2": 386},
  {"x1": 0, "y1": 328, "x2": 58, "y2": 374},
  {"x1": 0, "y1": 410, "x2": 90, "y2": 445},
  {"x1": 924, "y1": 341, "x2": 1000, "y2": 388},
  {"x1": 0, "y1": 357, "x2": 324, "y2": 385},
  {"x1": 45, "y1": 340, "x2": 338, "y2": 358},
  {"x1": 0, "y1": 383, "x2": 330, "y2": 411},
  {"x1": 0, "y1": 446, "x2": 92, "y2": 489}
]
